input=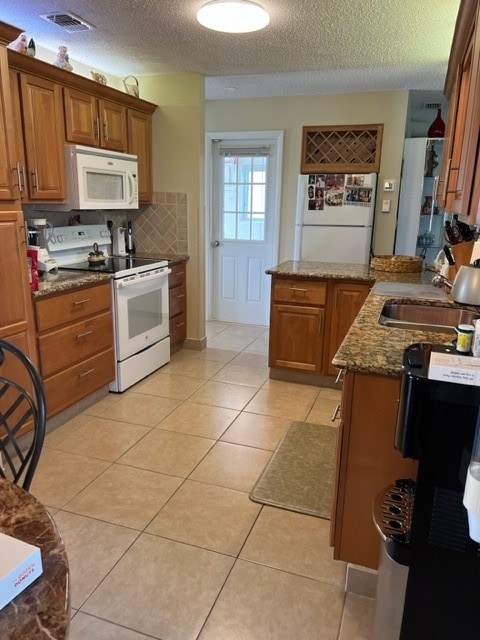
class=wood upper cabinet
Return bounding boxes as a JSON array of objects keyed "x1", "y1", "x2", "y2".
[
  {"x1": 128, "y1": 108, "x2": 152, "y2": 202},
  {"x1": 63, "y1": 87, "x2": 128, "y2": 152},
  {"x1": 0, "y1": 45, "x2": 17, "y2": 202},
  {"x1": 331, "y1": 370, "x2": 417, "y2": 569},
  {"x1": 438, "y1": 0, "x2": 480, "y2": 218},
  {"x1": 9, "y1": 71, "x2": 66, "y2": 201},
  {"x1": 269, "y1": 277, "x2": 327, "y2": 372},
  {"x1": 325, "y1": 281, "x2": 372, "y2": 376}
]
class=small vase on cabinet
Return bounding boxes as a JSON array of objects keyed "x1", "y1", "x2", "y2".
[{"x1": 427, "y1": 109, "x2": 445, "y2": 137}]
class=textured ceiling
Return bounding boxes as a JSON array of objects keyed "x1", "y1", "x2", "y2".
[{"x1": 0, "y1": 0, "x2": 461, "y2": 99}]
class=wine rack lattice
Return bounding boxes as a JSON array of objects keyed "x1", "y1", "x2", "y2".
[{"x1": 301, "y1": 124, "x2": 383, "y2": 173}]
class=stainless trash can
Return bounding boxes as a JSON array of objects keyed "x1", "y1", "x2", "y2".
[{"x1": 372, "y1": 481, "x2": 415, "y2": 640}]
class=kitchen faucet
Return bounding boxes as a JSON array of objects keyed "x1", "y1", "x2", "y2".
[{"x1": 431, "y1": 273, "x2": 453, "y2": 289}]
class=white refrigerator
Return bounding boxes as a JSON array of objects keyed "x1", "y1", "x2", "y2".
[{"x1": 294, "y1": 173, "x2": 377, "y2": 264}]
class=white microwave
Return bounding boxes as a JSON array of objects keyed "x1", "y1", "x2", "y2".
[{"x1": 37, "y1": 144, "x2": 138, "y2": 211}]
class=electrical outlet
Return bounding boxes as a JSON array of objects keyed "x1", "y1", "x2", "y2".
[
  {"x1": 382, "y1": 199, "x2": 391, "y2": 212},
  {"x1": 383, "y1": 179, "x2": 396, "y2": 192}
]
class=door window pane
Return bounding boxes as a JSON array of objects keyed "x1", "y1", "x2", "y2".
[{"x1": 222, "y1": 155, "x2": 268, "y2": 242}]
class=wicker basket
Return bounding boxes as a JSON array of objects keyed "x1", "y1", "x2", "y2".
[{"x1": 370, "y1": 255, "x2": 423, "y2": 273}]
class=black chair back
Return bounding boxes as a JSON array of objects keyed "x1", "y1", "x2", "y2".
[{"x1": 0, "y1": 339, "x2": 46, "y2": 490}]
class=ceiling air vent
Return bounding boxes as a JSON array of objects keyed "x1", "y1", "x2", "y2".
[
  {"x1": 423, "y1": 103, "x2": 442, "y2": 110},
  {"x1": 40, "y1": 12, "x2": 95, "y2": 33}
]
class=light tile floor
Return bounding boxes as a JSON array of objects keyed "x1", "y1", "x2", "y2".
[{"x1": 30, "y1": 321, "x2": 374, "y2": 640}]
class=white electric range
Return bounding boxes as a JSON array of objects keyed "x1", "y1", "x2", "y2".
[{"x1": 47, "y1": 224, "x2": 171, "y2": 392}]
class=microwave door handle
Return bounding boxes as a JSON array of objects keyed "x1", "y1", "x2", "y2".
[{"x1": 127, "y1": 172, "x2": 135, "y2": 204}]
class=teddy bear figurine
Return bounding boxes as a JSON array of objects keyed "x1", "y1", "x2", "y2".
[{"x1": 54, "y1": 45, "x2": 73, "y2": 71}]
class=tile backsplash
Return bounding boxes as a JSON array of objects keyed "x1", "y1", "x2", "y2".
[
  {"x1": 22, "y1": 190, "x2": 188, "y2": 255},
  {"x1": 134, "y1": 192, "x2": 188, "y2": 255}
]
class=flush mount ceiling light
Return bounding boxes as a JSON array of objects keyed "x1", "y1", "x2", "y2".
[{"x1": 196, "y1": 0, "x2": 270, "y2": 33}]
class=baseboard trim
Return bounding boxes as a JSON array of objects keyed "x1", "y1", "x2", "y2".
[
  {"x1": 269, "y1": 367, "x2": 340, "y2": 389},
  {"x1": 183, "y1": 336, "x2": 207, "y2": 351},
  {"x1": 345, "y1": 563, "x2": 378, "y2": 598}
]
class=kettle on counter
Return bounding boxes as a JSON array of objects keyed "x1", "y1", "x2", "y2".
[{"x1": 451, "y1": 261, "x2": 480, "y2": 305}]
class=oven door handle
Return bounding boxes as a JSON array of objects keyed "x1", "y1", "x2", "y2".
[{"x1": 115, "y1": 268, "x2": 171, "y2": 289}]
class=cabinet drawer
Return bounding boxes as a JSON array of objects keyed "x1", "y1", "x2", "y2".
[
  {"x1": 37, "y1": 311, "x2": 113, "y2": 377},
  {"x1": 170, "y1": 311, "x2": 186, "y2": 345},
  {"x1": 169, "y1": 262, "x2": 186, "y2": 288},
  {"x1": 169, "y1": 284, "x2": 186, "y2": 317},
  {"x1": 43, "y1": 348, "x2": 115, "y2": 417},
  {"x1": 273, "y1": 279, "x2": 326, "y2": 305},
  {"x1": 35, "y1": 283, "x2": 111, "y2": 331}
]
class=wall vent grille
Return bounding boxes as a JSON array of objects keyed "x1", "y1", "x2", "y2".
[
  {"x1": 40, "y1": 12, "x2": 95, "y2": 33},
  {"x1": 423, "y1": 102, "x2": 442, "y2": 110}
]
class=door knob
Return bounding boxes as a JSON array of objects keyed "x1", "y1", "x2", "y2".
[{"x1": 211, "y1": 240, "x2": 220, "y2": 247}]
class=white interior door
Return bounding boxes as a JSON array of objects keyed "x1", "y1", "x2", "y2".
[{"x1": 208, "y1": 133, "x2": 282, "y2": 325}]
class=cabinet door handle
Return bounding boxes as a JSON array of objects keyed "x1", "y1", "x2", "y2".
[
  {"x1": 76, "y1": 330, "x2": 92, "y2": 338},
  {"x1": 73, "y1": 298, "x2": 91, "y2": 306},
  {"x1": 331, "y1": 403, "x2": 341, "y2": 421},
  {"x1": 79, "y1": 368, "x2": 95, "y2": 378},
  {"x1": 289, "y1": 287, "x2": 308, "y2": 292},
  {"x1": 335, "y1": 368, "x2": 345, "y2": 384},
  {"x1": 31, "y1": 169, "x2": 38, "y2": 191},
  {"x1": 176, "y1": 293, "x2": 186, "y2": 299},
  {"x1": 13, "y1": 163, "x2": 24, "y2": 192},
  {"x1": 94, "y1": 117, "x2": 100, "y2": 140},
  {"x1": 103, "y1": 120, "x2": 109, "y2": 141},
  {"x1": 176, "y1": 322, "x2": 185, "y2": 328}
]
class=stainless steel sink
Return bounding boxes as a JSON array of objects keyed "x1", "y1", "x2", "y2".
[{"x1": 378, "y1": 301, "x2": 480, "y2": 333}]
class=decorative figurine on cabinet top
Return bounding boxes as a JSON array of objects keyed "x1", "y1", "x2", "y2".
[
  {"x1": 54, "y1": 45, "x2": 73, "y2": 71},
  {"x1": 8, "y1": 32, "x2": 27, "y2": 53},
  {"x1": 26, "y1": 38, "x2": 36, "y2": 57},
  {"x1": 91, "y1": 71, "x2": 107, "y2": 85}
]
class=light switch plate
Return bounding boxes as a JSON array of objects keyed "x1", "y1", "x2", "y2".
[{"x1": 383, "y1": 179, "x2": 396, "y2": 192}]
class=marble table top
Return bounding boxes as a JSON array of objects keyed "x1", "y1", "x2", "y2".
[{"x1": 0, "y1": 479, "x2": 69, "y2": 639}]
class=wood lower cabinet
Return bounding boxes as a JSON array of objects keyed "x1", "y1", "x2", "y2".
[
  {"x1": 0, "y1": 210, "x2": 37, "y2": 357},
  {"x1": 325, "y1": 280, "x2": 372, "y2": 376},
  {"x1": 34, "y1": 282, "x2": 115, "y2": 417},
  {"x1": 331, "y1": 370, "x2": 417, "y2": 569},
  {"x1": 63, "y1": 87, "x2": 128, "y2": 152},
  {"x1": 169, "y1": 262, "x2": 187, "y2": 348},
  {"x1": 269, "y1": 277, "x2": 326, "y2": 372}
]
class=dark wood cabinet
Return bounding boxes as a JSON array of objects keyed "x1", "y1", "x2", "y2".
[
  {"x1": 331, "y1": 370, "x2": 417, "y2": 569},
  {"x1": 438, "y1": 0, "x2": 480, "y2": 220},
  {"x1": 9, "y1": 71, "x2": 66, "y2": 201},
  {"x1": 269, "y1": 277, "x2": 326, "y2": 372},
  {"x1": 34, "y1": 282, "x2": 115, "y2": 417},
  {"x1": 325, "y1": 281, "x2": 372, "y2": 376},
  {"x1": 64, "y1": 87, "x2": 128, "y2": 152},
  {"x1": 169, "y1": 262, "x2": 187, "y2": 349}
]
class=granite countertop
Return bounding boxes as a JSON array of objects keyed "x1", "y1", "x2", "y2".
[
  {"x1": 267, "y1": 260, "x2": 458, "y2": 377},
  {"x1": 135, "y1": 252, "x2": 190, "y2": 265},
  {"x1": 31, "y1": 253, "x2": 189, "y2": 298},
  {"x1": 0, "y1": 478, "x2": 70, "y2": 639},
  {"x1": 32, "y1": 271, "x2": 112, "y2": 298}
]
